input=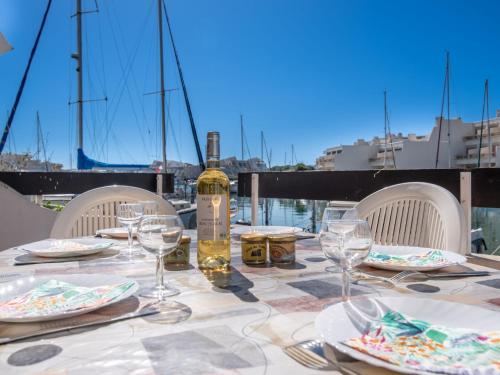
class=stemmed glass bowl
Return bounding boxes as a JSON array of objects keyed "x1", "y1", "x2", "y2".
[
  {"x1": 117, "y1": 203, "x2": 144, "y2": 258},
  {"x1": 137, "y1": 215, "x2": 183, "y2": 300},
  {"x1": 319, "y1": 218, "x2": 372, "y2": 301},
  {"x1": 320, "y1": 207, "x2": 358, "y2": 273}
]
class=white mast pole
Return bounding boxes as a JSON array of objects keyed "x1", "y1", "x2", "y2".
[
  {"x1": 76, "y1": 0, "x2": 83, "y2": 152},
  {"x1": 157, "y1": 0, "x2": 167, "y2": 171}
]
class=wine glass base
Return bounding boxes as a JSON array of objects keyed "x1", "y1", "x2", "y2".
[
  {"x1": 325, "y1": 265, "x2": 342, "y2": 273},
  {"x1": 117, "y1": 246, "x2": 146, "y2": 260},
  {"x1": 140, "y1": 285, "x2": 180, "y2": 300},
  {"x1": 142, "y1": 300, "x2": 192, "y2": 324}
]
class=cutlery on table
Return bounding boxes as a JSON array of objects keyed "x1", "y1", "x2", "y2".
[
  {"x1": 354, "y1": 270, "x2": 495, "y2": 286},
  {"x1": 0, "y1": 302, "x2": 159, "y2": 345},
  {"x1": 390, "y1": 270, "x2": 494, "y2": 283},
  {"x1": 283, "y1": 339, "x2": 361, "y2": 375}
]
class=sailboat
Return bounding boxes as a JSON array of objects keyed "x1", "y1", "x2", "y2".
[
  {"x1": 0, "y1": 0, "x2": 206, "y2": 174},
  {"x1": 74, "y1": 0, "x2": 205, "y2": 171}
]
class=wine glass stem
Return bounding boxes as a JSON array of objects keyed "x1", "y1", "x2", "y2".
[
  {"x1": 127, "y1": 224, "x2": 133, "y2": 249},
  {"x1": 156, "y1": 254, "x2": 165, "y2": 294},
  {"x1": 342, "y1": 269, "x2": 351, "y2": 301}
]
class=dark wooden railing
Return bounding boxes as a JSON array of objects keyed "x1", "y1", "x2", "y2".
[
  {"x1": 0, "y1": 171, "x2": 174, "y2": 195},
  {"x1": 238, "y1": 169, "x2": 500, "y2": 208}
]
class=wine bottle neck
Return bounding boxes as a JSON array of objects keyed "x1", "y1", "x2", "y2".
[
  {"x1": 206, "y1": 131, "x2": 220, "y2": 169},
  {"x1": 207, "y1": 159, "x2": 220, "y2": 169}
]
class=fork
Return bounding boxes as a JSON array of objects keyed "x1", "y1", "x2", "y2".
[
  {"x1": 352, "y1": 271, "x2": 404, "y2": 287},
  {"x1": 283, "y1": 339, "x2": 361, "y2": 375}
]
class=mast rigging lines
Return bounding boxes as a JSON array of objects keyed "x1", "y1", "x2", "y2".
[
  {"x1": 0, "y1": 0, "x2": 53, "y2": 155},
  {"x1": 383, "y1": 90, "x2": 397, "y2": 169},
  {"x1": 477, "y1": 79, "x2": 491, "y2": 167},
  {"x1": 435, "y1": 51, "x2": 452, "y2": 169}
]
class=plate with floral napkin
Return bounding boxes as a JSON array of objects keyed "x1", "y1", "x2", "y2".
[
  {"x1": 0, "y1": 274, "x2": 138, "y2": 322},
  {"x1": 315, "y1": 297, "x2": 500, "y2": 375},
  {"x1": 364, "y1": 245, "x2": 466, "y2": 271}
]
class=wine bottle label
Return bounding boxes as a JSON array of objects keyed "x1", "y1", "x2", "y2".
[{"x1": 196, "y1": 194, "x2": 228, "y2": 241}]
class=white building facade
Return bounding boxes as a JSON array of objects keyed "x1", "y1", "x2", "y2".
[{"x1": 316, "y1": 110, "x2": 500, "y2": 170}]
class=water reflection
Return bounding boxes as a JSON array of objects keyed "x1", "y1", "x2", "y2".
[
  {"x1": 472, "y1": 207, "x2": 500, "y2": 254},
  {"x1": 234, "y1": 197, "x2": 327, "y2": 232}
]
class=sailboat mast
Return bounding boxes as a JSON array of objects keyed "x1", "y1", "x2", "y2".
[
  {"x1": 36, "y1": 111, "x2": 41, "y2": 160},
  {"x1": 486, "y1": 80, "x2": 491, "y2": 166},
  {"x1": 76, "y1": 0, "x2": 83, "y2": 151},
  {"x1": 446, "y1": 52, "x2": 451, "y2": 168},
  {"x1": 157, "y1": 0, "x2": 167, "y2": 170},
  {"x1": 261, "y1": 130, "x2": 264, "y2": 164},
  {"x1": 435, "y1": 52, "x2": 449, "y2": 169},
  {"x1": 162, "y1": 1, "x2": 205, "y2": 170},
  {"x1": 36, "y1": 111, "x2": 49, "y2": 171},
  {"x1": 383, "y1": 90, "x2": 388, "y2": 168},
  {"x1": 0, "y1": 0, "x2": 52, "y2": 155},
  {"x1": 384, "y1": 90, "x2": 397, "y2": 168},
  {"x1": 478, "y1": 79, "x2": 487, "y2": 167},
  {"x1": 240, "y1": 114, "x2": 244, "y2": 160}
]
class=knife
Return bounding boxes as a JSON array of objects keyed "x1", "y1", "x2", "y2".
[
  {"x1": 425, "y1": 270, "x2": 496, "y2": 278},
  {"x1": 0, "y1": 304, "x2": 159, "y2": 345}
]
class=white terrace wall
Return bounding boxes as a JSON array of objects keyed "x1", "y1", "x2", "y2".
[{"x1": 0, "y1": 182, "x2": 57, "y2": 251}]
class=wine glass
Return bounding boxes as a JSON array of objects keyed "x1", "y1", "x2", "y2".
[
  {"x1": 319, "y1": 219, "x2": 372, "y2": 301},
  {"x1": 137, "y1": 215, "x2": 183, "y2": 300},
  {"x1": 117, "y1": 203, "x2": 144, "y2": 258},
  {"x1": 229, "y1": 198, "x2": 238, "y2": 218},
  {"x1": 139, "y1": 200, "x2": 159, "y2": 215},
  {"x1": 320, "y1": 207, "x2": 358, "y2": 272}
]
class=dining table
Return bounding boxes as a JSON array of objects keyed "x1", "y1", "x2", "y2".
[{"x1": 0, "y1": 229, "x2": 499, "y2": 375}]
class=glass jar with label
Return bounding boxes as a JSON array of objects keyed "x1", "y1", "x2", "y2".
[
  {"x1": 268, "y1": 234, "x2": 296, "y2": 264},
  {"x1": 241, "y1": 233, "x2": 267, "y2": 265},
  {"x1": 165, "y1": 235, "x2": 191, "y2": 266}
]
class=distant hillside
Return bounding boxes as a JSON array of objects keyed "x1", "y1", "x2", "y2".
[{"x1": 151, "y1": 156, "x2": 267, "y2": 180}]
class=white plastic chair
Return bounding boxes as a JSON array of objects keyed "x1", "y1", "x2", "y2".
[
  {"x1": 355, "y1": 182, "x2": 467, "y2": 254},
  {"x1": 50, "y1": 185, "x2": 177, "y2": 238}
]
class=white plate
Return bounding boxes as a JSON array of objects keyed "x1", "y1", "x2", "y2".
[
  {"x1": 315, "y1": 297, "x2": 499, "y2": 375},
  {"x1": 0, "y1": 274, "x2": 138, "y2": 323},
  {"x1": 97, "y1": 227, "x2": 137, "y2": 239},
  {"x1": 231, "y1": 225, "x2": 303, "y2": 238},
  {"x1": 363, "y1": 245, "x2": 466, "y2": 271},
  {"x1": 19, "y1": 238, "x2": 116, "y2": 258}
]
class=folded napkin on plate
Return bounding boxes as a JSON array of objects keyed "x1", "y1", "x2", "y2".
[
  {"x1": 0, "y1": 280, "x2": 135, "y2": 319},
  {"x1": 344, "y1": 310, "x2": 500, "y2": 375},
  {"x1": 366, "y1": 249, "x2": 449, "y2": 267}
]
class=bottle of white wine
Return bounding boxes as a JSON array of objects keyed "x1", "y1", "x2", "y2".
[{"x1": 196, "y1": 131, "x2": 230, "y2": 271}]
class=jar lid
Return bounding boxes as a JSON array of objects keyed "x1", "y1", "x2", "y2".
[
  {"x1": 180, "y1": 235, "x2": 191, "y2": 244},
  {"x1": 267, "y1": 234, "x2": 296, "y2": 242},
  {"x1": 241, "y1": 233, "x2": 267, "y2": 242}
]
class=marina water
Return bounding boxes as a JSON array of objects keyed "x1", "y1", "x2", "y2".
[{"x1": 233, "y1": 197, "x2": 500, "y2": 255}]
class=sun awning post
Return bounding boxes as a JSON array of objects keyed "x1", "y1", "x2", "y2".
[
  {"x1": 460, "y1": 171, "x2": 471, "y2": 255},
  {"x1": 251, "y1": 173, "x2": 259, "y2": 226},
  {"x1": 156, "y1": 174, "x2": 163, "y2": 196}
]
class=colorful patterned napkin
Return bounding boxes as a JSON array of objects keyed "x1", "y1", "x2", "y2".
[
  {"x1": 366, "y1": 249, "x2": 450, "y2": 267},
  {"x1": 344, "y1": 310, "x2": 500, "y2": 374},
  {"x1": 0, "y1": 280, "x2": 135, "y2": 319}
]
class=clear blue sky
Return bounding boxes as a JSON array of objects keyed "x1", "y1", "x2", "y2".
[{"x1": 1, "y1": 0, "x2": 499, "y2": 168}]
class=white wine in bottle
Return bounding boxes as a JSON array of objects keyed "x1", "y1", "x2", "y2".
[{"x1": 196, "y1": 131, "x2": 230, "y2": 271}]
